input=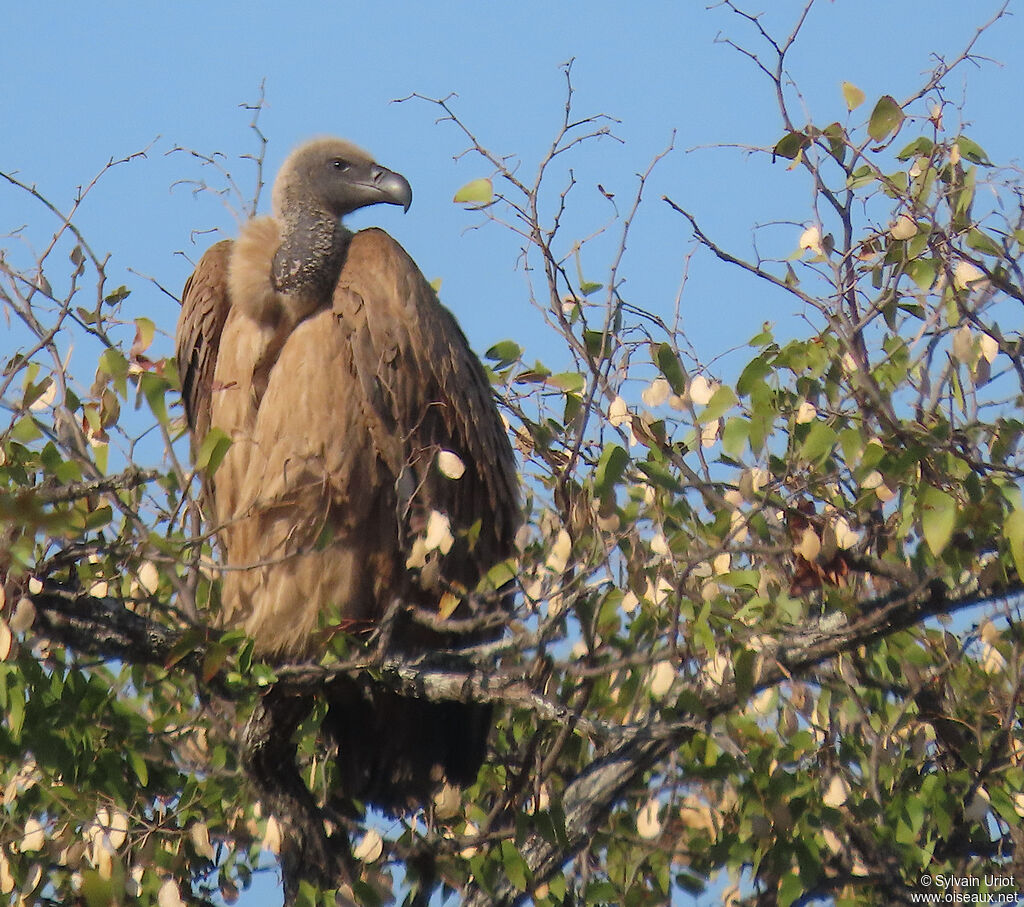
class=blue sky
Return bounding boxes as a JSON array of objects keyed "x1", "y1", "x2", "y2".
[{"x1": 3, "y1": 2, "x2": 1023, "y2": 904}]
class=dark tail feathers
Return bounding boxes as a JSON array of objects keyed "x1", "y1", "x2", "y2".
[{"x1": 323, "y1": 676, "x2": 491, "y2": 813}]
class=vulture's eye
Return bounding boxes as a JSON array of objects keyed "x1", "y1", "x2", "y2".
[{"x1": 331, "y1": 159, "x2": 352, "y2": 172}]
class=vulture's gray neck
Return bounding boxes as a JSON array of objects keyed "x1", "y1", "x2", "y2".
[{"x1": 271, "y1": 203, "x2": 350, "y2": 298}]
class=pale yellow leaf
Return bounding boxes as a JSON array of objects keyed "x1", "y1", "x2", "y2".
[
  {"x1": 748, "y1": 688, "x2": 776, "y2": 717},
  {"x1": 545, "y1": 528, "x2": 572, "y2": 573},
  {"x1": 437, "y1": 450, "x2": 466, "y2": 480},
  {"x1": 20, "y1": 818, "x2": 45, "y2": 853},
  {"x1": 1013, "y1": 791, "x2": 1024, "y2": 818},
  {"x1": 889, "y1": 214, "x2": 917, "y2": 240},
  {"x1": 262, "y1": 816, "x2": 282, "y2": 855},
  {"x1": 840, "y1": 80, "x2": 866, "y2": 110},
  {"x1": 688, "y1": 375, "x2": 714, "y2": 406},
  {"x1": 138, "y1": 561, "x2": 160, "y2": 595},
  {"x1": 432, "y1": 784, "x2": 461, "y2": 821},
  {"x1": 730, "y1": 510, "x2": 749, "y2": 544},
  {"x1": 0, "y1": 849, "x2": 13, "y2": 894},
  {"x1": 799, "y1": 225, "x2": 823, "y2": 254},
  {"x1": 822, "y1": 827, "x2": 843, "y2": 855},
  {"x1": 353, "y1": 828, "x2": 384, "y2": 863},
  {"x1": 952, "y1": 324, "x2": 974, "y2": 363},
  {"x1": 649, "y1": 660, "x2": 675, "y2": 697},
  {"x1": 650, "y1": 532, "x2": 670, "y2": 556},
  {"x1": 453, "y1": 178, "x2": 493, "y2": 205},
  {"x1": 126, "y1": 865, "x2": 145, "y2": 898},
  {"x1": 437, "y1": 591, "x2": 460, "y2": 620},
  {"x1": 704, "y1": 652, "x2": 730, "y2": 686},
  {"x1": 104, "y1": 807, "x2": 129, "y2": 850},
  {"x1": 833, "y1": 516, "x2": 860, "y2": 550},
  {"x1": 608, "y1": 395, "x2": 630, "y2": 426},
  {"x1": 29, "y1": 380, "x2": 57, "y2": 412},
  {"x1": 405, "y1": 537, "x2": 428, "y2": 570},
  {"x1": 793, "y1": 527, "x2": 821, "y2": 561},
  {"x1": 979, "y1": 642, "x2": 1007, "y2": 675},
  {"x1": 424, "y1": 510, "x2": 454, "y2": 555},
  {"x1": 189, "y1": 821, "x2": 215, "y2": 860},
  {"x1": 641, "y1": 377, "x2": 671, "y2": 408},
  {"x1": 158, "y1": 879, "x2": 187, "y2": 907},
  {"x1": 27, "y1": 577, "x2": 43, "y2": 595},
  {"x1": 953, "y1": 260, "x2": 986, "y2": 290},
  {"x1": 0, "y1": 620, "x2": 12, "y2": 662},
  {"x1": 9, "y1": 598, "x2": 35, "y2": 633},
  {"x1": 621, "y1": 590, "x2": 640, "y2": 614},
  {"x1": 979, "y1": 333, "x2": 999, "y2": 364},
  {"x1": 636, "y1": 799, "x2": 662, "y2": 840},
  {"x1": 822, "y1": 774, "x2": 850, "y2": 808},
  {"x1": 795, "y1": 401, "x2": 817, "y2": 424},
  {"x1": 645, "y1": 576, "x2": 673, "y2": 606}
]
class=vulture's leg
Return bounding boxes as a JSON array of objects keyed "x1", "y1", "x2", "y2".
[{"x1": 242, "y1": 686, "x2": 352, "y2": 901}]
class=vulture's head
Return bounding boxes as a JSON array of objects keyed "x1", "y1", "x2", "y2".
[{"x1": 272, "y1": 138, "x2": 413, "y2": 221}]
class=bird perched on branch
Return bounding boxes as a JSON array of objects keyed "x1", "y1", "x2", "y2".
[{"x1": 175, "y1": 137, "x2": 520, "y2": 812}]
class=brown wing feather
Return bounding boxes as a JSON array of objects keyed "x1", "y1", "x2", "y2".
[
  {"x1": 176, "y1": 240, "x2": 233, "y2": 451},
  {"x1": 332, "y1": 228, "x2": 520, "y2": 588}
]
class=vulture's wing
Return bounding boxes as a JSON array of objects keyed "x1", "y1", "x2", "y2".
[
  {"x1": 175, "y1": 240, "x2": 233, "y2": 450},
  {"x1": 332, "y1": 228, "x2": 520, "y2": 572}
]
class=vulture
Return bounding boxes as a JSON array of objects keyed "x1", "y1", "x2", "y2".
[{"x1": 176, "y1": 137, "x2": 520, "y2": 811}]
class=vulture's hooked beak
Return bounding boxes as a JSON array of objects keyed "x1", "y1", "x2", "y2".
[{"x1": 370, "y1": 165, "x2": 413, "y2": 213}]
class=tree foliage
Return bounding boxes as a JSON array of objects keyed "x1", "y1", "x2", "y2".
[{"x1": 2, "y1": 4, "x2": 1024, "y2": 906}]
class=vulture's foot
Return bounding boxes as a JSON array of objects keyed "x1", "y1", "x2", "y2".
[{"x1": 242, "y1": 686, "x2": 354, "y2": 902}]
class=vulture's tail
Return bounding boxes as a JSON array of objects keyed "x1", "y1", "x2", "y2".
[{"x1": 323, "y1": 676, "x2": 491, "y2": 813}]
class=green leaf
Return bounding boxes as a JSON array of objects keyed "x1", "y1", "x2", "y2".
[
  {"x1": 453, "y1": 177, "x2": 493, "y2": 205},
  {"x1": 822, "y1": 122, "x2": 847, "y2": 164},
  {"x1": 482, "y1": 558, "x2": 517, "y2": 590},
  {"x1": 841, "y1": 81, "x2": 865, "y2": 111},
  {"x1": 104, "y1": 285, "x2": 130, "y2": 305},
  {"x1": 801, "y1": 421, "x2": 837, "y2": 464},
  {"x1": 194, "y1": 426, "x2": 233, "y2": 475},
  {"x1": 919, "y1": 484, "x2": 957, "y2": 556},
  {"x1": 733, "y1": 647, "x2": 757, "y2": 702},
  {"x1": 139, "y1": 371, "x2": 170, "y2": 426},
  {"x1": 905, "y1": 258, "x2": 937, "y2": 290},
  {"x1": 868, "y1": 95, "x2": 905, "y2": 143},
  {"x1": 966, "y1": 228, "x2": 1003, "y2": 257},
  {"x1": 133, "y1": 316, "x2": 156, "y2": 352},
  {"x1": 699, "y1": 385, "x2": 738, "y2": 424},
  {"x1": 594, "y1": 443, "x2": 629, "y2": 497},
  {"x1": 97, "y1": 348, "x2": 129, "y2": 397},
  {"x1": 1004, "y1": 506, "x2": 1024, "y2": 579},
  {"x1": 773, "y1": 130, "x2": 810, "y2": 161},
  {"x1": 10, "y1": 415, "x2": 42, "y2": 443},
  {"x1": 897, "y1": 136, "x2": 934, "y2": 160},
  {"x1": 129, "y1": 749, "x2": 149, "y2": 787},
  {"x1": 655, "y1": 343, "x2": 687, "y2": 394},
  {"x1": 953, "y1": 135, "x2": 991, "y2": 166},
  {"x1": 721, "y1": 417, "x2": 749, "y2": 458},
  {"x1": 550, "y1": 371, "x2": 585, "y2": 393},
  {"x1": 499, "y1": 840, "x2": 531, "y2": 891},
  {"x1": 778, "y1": 872, "x2": 803, "y2": 907},
  {"x1": 485, "y1": 340, "x2": 522, "y2": 366}
]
